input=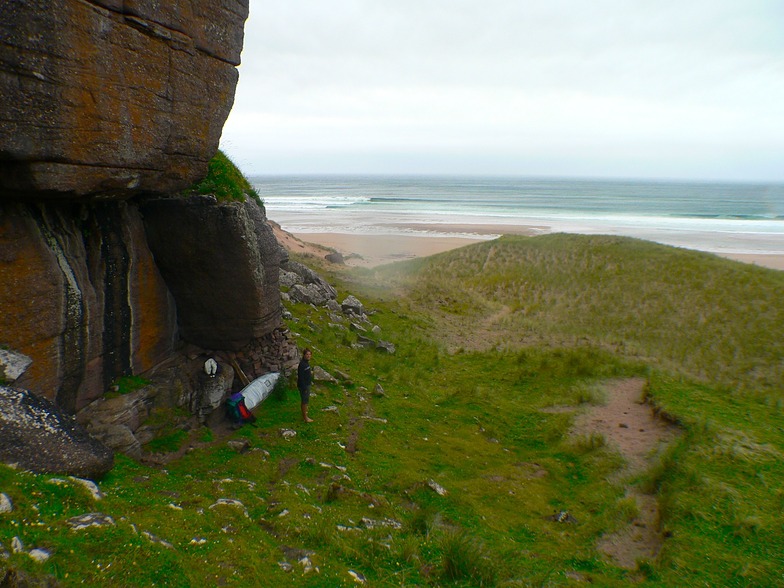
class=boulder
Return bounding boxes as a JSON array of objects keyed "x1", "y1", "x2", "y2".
[
  {"x1": 341, "y1": 295, "x2": 364, "y2": 318},
  {"x1": 354, "y1": 335, "x2": 376, "y2": 349},
  {"x1": 77, "y1": 387, "x2": 155, "y2": 433},
  {"x1": 376, "y1": 340, "x2": 396, "y2": 354},
  {"x1": 0, "y1": 0, "x2": 249, "y2": 199},
  {"x1": 325, "y1": 299, "x2": 342, "y2": 314},
  {"x1": 325, "y1": 252, "x2": 345, "y2": 264},
  {"x1": 313, "y1": 366, "x2": 338, "y2": 384},
  {"x1": 87, "y1": 424, "x2": 142, "y2": 459},
  {"x1": 141, "y1": 196, "x2": 285, "y2": 350},
  {"x1": 289, "y1": 284, "x2": 334, "y2": 306},
  {"x1": 0, "y1": 385, "x2": 113, "y2": 478},
  {"x1": 281, "y1": 261, "x2": 337, "y2": 304},
  {"x1": 279, "y1": 269, "x2": 302, "y2": 289}
]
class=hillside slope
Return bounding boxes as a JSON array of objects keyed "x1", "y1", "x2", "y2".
[{"x1": 2, "y1": 235, "x2": 783, "y2": 586}]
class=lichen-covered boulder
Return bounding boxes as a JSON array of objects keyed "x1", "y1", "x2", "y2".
[
  {"x1": 282, "y1": 260, "x2": 338, "y2": 306},
  {"x1": 0, "y1": 386, "x2": 114, "y2": 478}
]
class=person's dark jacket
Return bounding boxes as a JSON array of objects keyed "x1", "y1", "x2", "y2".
[{"x1": 297, "y1": 357, "x2": 312, "y2": 390}]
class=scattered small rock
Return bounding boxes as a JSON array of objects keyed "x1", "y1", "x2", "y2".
[
  {"x1": 334, "y1": 369, "x2": 352, "y2": 383},
  {"x1": 375, "y1": 340, "x2": 396, "y2": 354},
  {"x1": 280, "y1": 429, "x2": 297, "y2": 439},
  {"x1": 142, "y1": 531, "x2": 174, "y2": 549},
  {"x1": 360, "y1": 517, "x2": 402, "y2": 530},
  {"x1": 427, "y1": 480, "x2": 448, "y2": 496},
  {"x1": 67, "y1": 512, "x2": 116, "y2": 530},
  {"x1": 337, "y1": 524, "x2": 361, "y2": 532},
  {"x1": 0, "y1": 493, "x2": 12, "y2": 513},
  {"x1": 11, "y1": 537, "x2": 24, "y2": 553},
  {"x1": 373, "y1": 384, "x2": 385, "y2": 397},
  {"x1": 348, "y1": 569, "x2": 367, "y2": 584},
  {"x1": 69, "y1": 476, "x2": 105, "y2": 500},
  {"x1": 28, "y1": 548, "x2": 51, "y2": 563},
  {"x1": 298, "y1": 556, "x2": 318, "y2": 574},
  {"x1": 547, "y1": 510, "x2": 578, "y2": 524},
  {"x1": 280, "y1": 545, "x2": 315, "y2": 563},
  {"x1": 227, "y1": 439, "x2": 251, "y2": 453},
  {"x1": 209, "y1": 499, "x2": 249, "y2": 517},
  {"x1": 250, "y1": 448, "x2": 270, "y2": 459}
]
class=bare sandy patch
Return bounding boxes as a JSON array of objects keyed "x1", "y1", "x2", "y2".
[
  {"x1": 571, "y1": 378, "x2": 681, "y2": 569},
  {"x1": 270, "y1": 219, "x2": 488, "y2": 268},
  {"x1": 572, "y1": 378, "x2": 679, "y2": 475},
  {"x1": 718, "y1": 252, "x2": 784, "y2": 271}
]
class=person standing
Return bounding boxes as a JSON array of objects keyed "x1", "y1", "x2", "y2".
[{"x1": 297, "y1": 348, "x2": 314, "y2": 423}]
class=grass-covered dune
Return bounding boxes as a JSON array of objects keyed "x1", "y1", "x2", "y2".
[
  {"x1": 365, "y1": 233, "x2": 784, "y2": 397},
  {"x1": 2, "y1": 234, "x2": 783, "y2": 586}
]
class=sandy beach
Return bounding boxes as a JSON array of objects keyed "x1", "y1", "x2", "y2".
[{"x1": 271, "y1": 222, "x2": 784, "y2": 271}]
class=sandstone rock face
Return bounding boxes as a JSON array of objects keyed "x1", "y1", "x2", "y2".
[
  {"x1": 0, "y1": 0, "x2": 248, "y2": 199},
  {"x1": 0, "y1": 202, "x2": 177, "y2": 412},
  {"x1": 0, "y1": 385, "x2": 114, "y2": 478},
  {"x1": 142, "y1": 196, "x2": 286, "y2": 350}
]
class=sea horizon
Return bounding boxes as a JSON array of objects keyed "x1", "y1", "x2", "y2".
[{"x1": 252, "y1": 175, "x2": 784, "y2": 257}]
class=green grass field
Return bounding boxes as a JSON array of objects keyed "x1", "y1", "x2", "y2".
[{"x1": 2, "y1": 234, "x2": 783, "y2": 586}]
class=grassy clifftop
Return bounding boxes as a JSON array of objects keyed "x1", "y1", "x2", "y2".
[
  {"x1": 2, "y1": 234, "x2": 782, "y2": 586},
  {"x1": 188, "y1": 150, "x2": 261, "y2": 204}
]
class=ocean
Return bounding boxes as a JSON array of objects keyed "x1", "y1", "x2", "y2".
[{"x1": 251, "y1": 176, "x2": 784, "y2": 256}]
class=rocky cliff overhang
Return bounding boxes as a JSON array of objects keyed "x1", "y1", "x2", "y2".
[
  {"x1": 0, "y1": 0, "x2": 249, "y2": 199},
  {"x1": 142, "y1": 195, "x2": 286, "y2": 350}
]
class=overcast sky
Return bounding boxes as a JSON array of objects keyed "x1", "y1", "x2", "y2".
[{"x1": 219, "y1": 0, "x2": 784, "y2": 181}]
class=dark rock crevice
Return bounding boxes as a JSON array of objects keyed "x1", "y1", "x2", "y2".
[
  {"x1": 94, "y1": 204, "x2": 133, "y2": 391},
  {"x1": 27, "y1": 204, "x2": 87, "y2": 414}
]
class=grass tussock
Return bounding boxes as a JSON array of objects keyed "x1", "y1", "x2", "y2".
[
  {"x1": 188, "y1": 150, "x2": 261, "y2": 204},
  {"x1": 439, "y1": 529, "x2": 498, "y2": 586},
  {"x1": 2, "y1": 234, "x2": 784, "y2": 586}
]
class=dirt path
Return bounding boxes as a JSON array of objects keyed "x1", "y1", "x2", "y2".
[
  {"x1": 571, "y1": 378, "x2": 681, "y2": 569},
  {"x1": 572, "y1": 378, "x2": 679, "y2": 476}
]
